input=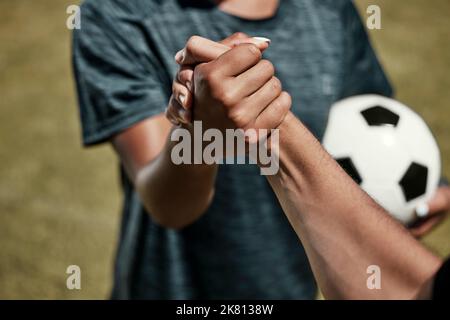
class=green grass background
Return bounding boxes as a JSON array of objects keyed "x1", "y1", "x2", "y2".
[{"x1": 0, "y1": 0, "x2": 448, "y2": 299}]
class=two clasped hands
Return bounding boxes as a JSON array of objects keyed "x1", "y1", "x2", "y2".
[
  {"x1": 160, "y1": 33, "x2": 450, "y2": 299},
  {"x1": 165, "y1": 32, "x2": 291, "y2": 141},
  {"x1": 166, "y1": 32, "x2": 449, "y2": 238}
]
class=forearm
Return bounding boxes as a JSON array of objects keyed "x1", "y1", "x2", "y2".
[
  {"x1": 136, "y1": 125, "x2": 218, "y2": 229},
  {"x1": 266, "y1": 112, "x2": 442, "y2": 299}
]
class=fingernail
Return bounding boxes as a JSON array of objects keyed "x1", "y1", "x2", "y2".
[
  {"x1": 186, "y1": 81, "x2": 192, "y2": 92},
  {"x1": 252, "y1": 36, "x2": 271, "y2": 44},
  {"x1": 174, "y1": 49, "x2": 185, "y2": 64},
  {"x1": 416, "y1": 203, "x2": 429, "y2": 218},
  {"x1": 179, "y1": 93, "x2": 186, "y2": 106}
]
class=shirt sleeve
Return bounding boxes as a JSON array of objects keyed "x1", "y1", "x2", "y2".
[
  {"x1": 72, "y1": 2, "x2": 170, "y2": 146},
  {"x1": 338, "y1": 1, "x2": 394, "y2": 99}
]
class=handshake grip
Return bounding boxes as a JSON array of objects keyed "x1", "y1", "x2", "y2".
[
  {"x1": 166, "y1": 34, "x2": 289, "y2": 175},
  {"x1": 166, "y1": 34, "x2": 292, "y2": 138}
]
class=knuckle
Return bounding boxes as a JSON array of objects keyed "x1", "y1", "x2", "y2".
[
  {"x1": 196, "y1": 64, "x2": 215, "y2": 84},
  {"x1": 229, "y1": 106, "x2": 250, "y2": 127},
  {"x1": 260, "y1": 59, "x2": 275, "y2": 75},
  {"x1": 272, "y1": 93, "x2": 290, "y2": 114},
  {"x1": 218, "y1": 87, "x2": 237, "y2": 106},
  {"x1": 204, "y1": 69, "x2": 221, "y2": 87},
  {"x1": 270, "y1": 77, "x2": 282, "y2": 92},
  {"x1": 244, "y1": 43, "x2": 261, "y2": 59},
  {"x1": 279, "y1": 92, "x2": 292, "y2": 112},
  {"x1": 282, "y1": 92, "x2": 293, "y2": 108},
  {"x1": 232, "y1": 32, "x2": 247, "y2": 39},
  {"x1": 186, "y1": 35, "x2": 200, "y2": 53}
]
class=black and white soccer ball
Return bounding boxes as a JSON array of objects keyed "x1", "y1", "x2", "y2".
[{"x1": 323, "y1": 95, "x2": 441, "y2": 224}]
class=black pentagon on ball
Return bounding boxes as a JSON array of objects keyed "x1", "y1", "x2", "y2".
[
  {"x1": 399, "y1": 162, "x2": 428, "y2": 202},
  {"x1": 336, "y1": 157, "x2": 362, "y2": 185},
  {"x1": 361, "y1": 106, "x2": 400, "y2": 127}
]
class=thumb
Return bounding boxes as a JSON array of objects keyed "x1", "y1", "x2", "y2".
[
  {"x1": 417, "y1": 186, "x2": 450, "y2": 218},
  {"x1": 175, "y1": 36, "x2": 270, "y2": 65},
  {"x1": 428, "y1": 187, "x2": 450, "y2": 214}
]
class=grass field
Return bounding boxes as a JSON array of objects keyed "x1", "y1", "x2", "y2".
[{"x1": 0, "y1": 0, "x2": 449, "y2": 299}]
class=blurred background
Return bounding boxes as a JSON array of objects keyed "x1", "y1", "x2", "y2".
[{"x1": 0, "y1": 0, "x2": 449, "y2": 299}]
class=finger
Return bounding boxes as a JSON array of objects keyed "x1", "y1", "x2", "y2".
[
  {"x1": 220, "y1": 32, "x2": 270, "y2": 48},
  {"x1": 210, "y1": 43, "x2": 262, "y2": 77},
  {"x1": 219, "y1": 32, "x2": 249, "y2": 46},
  {"x1": 175, "y1": 35, "x2": 270, "y2": 66},
  {"x1": 233, "y1": 77, "x2": 282, "y2": 129},
  {"x1": 172, "y1": 80, "x2": 193, "y2": 111},
  {"x1": 409, "y1": 213, "x2": 446, "y2": 238},
  {"x1": 166, "y1": 96, "x2": 190, "y2": 124},
  {"x1": 177, "y1": 65, "x2": 194, "y2": 91},
  {"x1": 227, "y1": 37, "x2": 270, "y2": 52},
  {"x1": 232, "y1": 59, "x2": 275, "y2": 97},
  {"x1": 175, "y1": 36, "x2": 230, "y2": 65},
  {"x1": 428, "y1": 187, "x2": 450, "y2": 215},
  {"x1": 415, "y1": 187, "x2": 450, "y2": 218},
  {"x1": 254, "y1": 91, "x2": 292, "y2": 132}
]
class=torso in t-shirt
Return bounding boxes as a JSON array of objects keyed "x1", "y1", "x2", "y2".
[{"x1": 73, "y1": 0, "x2": 392, "y2": 299}]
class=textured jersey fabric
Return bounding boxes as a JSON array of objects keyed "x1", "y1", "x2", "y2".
[{"x1": 73, "y1": 0, "x2": 392, "y2": 299}]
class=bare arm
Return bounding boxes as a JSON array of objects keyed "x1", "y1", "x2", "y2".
[
  {"x1": 112, "y1": 34, "x2": 279, "y2": 230},
  {"x1": 112, "y1": 115, "x2": 218, "y2": 229},
  {"x1": 266, "y1": 112, "x2": 442, "y2": 299}
]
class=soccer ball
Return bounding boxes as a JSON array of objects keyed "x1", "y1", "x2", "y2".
[{"x1": 322, "y1": 95, "x2": 441, "y2": 224}]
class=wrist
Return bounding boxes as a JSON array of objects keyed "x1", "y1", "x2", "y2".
[
  {"x1": 266, "y1": 110, "x2": 322, "y2": 183},
  {"x1": 253, "y1": 111, "x2": 299, "y2": 176},
  {"x1": 278, "y1": 111, "x2": 300, "y2": 136}
]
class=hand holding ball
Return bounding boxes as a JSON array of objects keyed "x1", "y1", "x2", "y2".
[{"x1": 323, "y1": 95, "x2": 441, "y2": 224}]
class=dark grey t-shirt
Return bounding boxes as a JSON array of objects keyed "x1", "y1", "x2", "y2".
[{"x1": 73, "y1": 0, "x2": 392, "y2": 299}]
